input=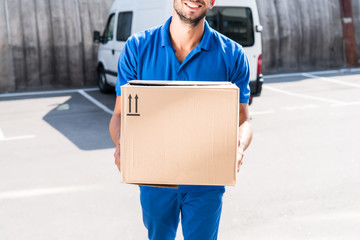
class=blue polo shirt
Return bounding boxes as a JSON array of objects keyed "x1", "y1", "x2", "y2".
[
  {"x1": 116, "y1": 17, "x2": 250, "y2": 102},
  {"x1": 116, "y1": 17, "x2": 250, "y2": 192}
]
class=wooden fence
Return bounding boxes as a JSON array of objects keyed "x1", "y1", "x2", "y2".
[
  {"x1": 0, "y1": 0, "x2": 112, "y2": 92},
  {"x1": 0, "y1": 0, "x2": 359, "y2": 92}
]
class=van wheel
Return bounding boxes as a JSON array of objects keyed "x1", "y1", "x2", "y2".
[{"x1": 98, "y1": 67, "x2": 113, "y2": 93}]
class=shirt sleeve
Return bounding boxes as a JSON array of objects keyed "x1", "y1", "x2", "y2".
[
  {"x1": 115, "y1": 36, "x2": 139, "y2": 96},
  {"x1": 229, "y1": 47, "x2": 250, "y2": 103}
]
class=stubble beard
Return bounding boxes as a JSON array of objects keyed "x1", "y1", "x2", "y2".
[{"x1": 174, "y1": 1, "x2": 209, "y2": 28}]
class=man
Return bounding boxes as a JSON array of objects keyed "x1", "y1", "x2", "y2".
[{"x1": 109, "y1": 0, "x2": 253, "y2": 239}]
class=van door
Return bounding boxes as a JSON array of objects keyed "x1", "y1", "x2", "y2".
[
  {"x1": 111, "y1": 11, "x2": 133, "y2": 85},
  {"x1": 206, "y1": 7, "x2": 257, "y2": 81},
  {"x1": 98, "y1": 13, "x2": 117, "y2": 85}
]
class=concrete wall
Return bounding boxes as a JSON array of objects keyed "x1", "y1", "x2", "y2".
[
  {"x1": 0, "y1": 0, "x2": 112, "y2": 92},
  {"x1": 257, "y1": 0, "x2": 346, "y2": 74}
]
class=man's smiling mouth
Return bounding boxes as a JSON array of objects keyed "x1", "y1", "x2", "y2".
[{"x1": 184, "y1": 1, "x2": 202, "y2": 9}]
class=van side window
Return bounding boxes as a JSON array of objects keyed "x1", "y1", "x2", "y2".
[
  {"x1": 117, "y1": 12, "x2": 133, "y2": 41},
  {"x1": 103, "y1": 13, "x2": 116, "y2": 43},
  {"x1": 206, "y1": 7, "x2": 254, "y2": 47}
]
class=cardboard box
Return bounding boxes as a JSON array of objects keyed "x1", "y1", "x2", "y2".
[{"x1": 120, "y1": 81, "x2": 239, "y2": 186}]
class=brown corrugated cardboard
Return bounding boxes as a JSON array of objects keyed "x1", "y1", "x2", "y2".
[{"x1": 120, "y1": 81, "x2": 239, "y2": 186}]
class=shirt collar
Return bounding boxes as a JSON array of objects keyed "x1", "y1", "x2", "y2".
[
  {"x1": 161, "y1": 17, "x2": 214, "y2": 51},
  {"x1": 200, "y1": 20, "x2": 213, "y2": 51},
  {"x1": 161, "y1": 17, "x2": 173, "y2": 48}
]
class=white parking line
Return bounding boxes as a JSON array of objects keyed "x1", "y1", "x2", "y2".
[
  {"x1": 283, "y1": 104, "x2": 319, "y2": 111},
  {"x1": 0, "y1": 185, "x2": 101, "y2": 200},
  {"x1": 250, "y1": 110, "x2": 275, "y2": 116},
  {"x1": 263, "y1": 85, "x2": 345, "y2": 105},
  {"x1": 77, "y1": 90, "x2": 113, "y2": 115},
  {"x1": 0, "y1": 128, "x2": 35, "y2": 142},
  {"x1": 302, "y1": 73, "x2": 360, "y2": 88},
  {"x1": 332, "y1": 101, "x2": 360, "y2": 107},
  {"x1": 265, "y1": 68, "x2": 360, "y2": 79},
  {"x1": 0, "y1": 88, "x2": 98, "y2": 98}
]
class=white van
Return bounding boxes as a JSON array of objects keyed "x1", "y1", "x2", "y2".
[{"x1": 94, "y1": 0, "x2": 263, "y2": 104}]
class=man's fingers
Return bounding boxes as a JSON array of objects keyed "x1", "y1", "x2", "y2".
[
  {"x1": 237, "y1": 149, "x2": 244, "y2": 172},
  {"x1": 115, "y1": 159, "x2": 121, "y2": 171},
  {"x1": 237, "y1": 159, "x2": 243, "y2": 172},
  {"x1": 115, "y1": 157, "x2": 121, "y2": 171},
  {"x1": 114, "y1": 145, "x2": 121, "y2": 172}
]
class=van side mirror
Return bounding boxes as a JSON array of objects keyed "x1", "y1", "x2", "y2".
[
  {"x1": 256, "y1": 25, "x2": 263, "y2": 33},
  {"x1": 93, "y1": 31, "x2": 103, "y2": 43}
]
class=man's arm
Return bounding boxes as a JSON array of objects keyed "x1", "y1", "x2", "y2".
[
  {"x1": 109, "y1": 96, "x2": 122, "y2": 171},
  {"x1": 237, "y1": 102, "x2": 253, "y2": 172}
]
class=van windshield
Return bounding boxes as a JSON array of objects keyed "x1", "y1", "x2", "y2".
[{"x1": 206, "y1": 7, "x2": 254, "y2": 47}]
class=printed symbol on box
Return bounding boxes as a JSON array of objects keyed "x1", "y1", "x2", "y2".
[{"x1": 127, "y1": 94, "x2": 140, "y2": 116}]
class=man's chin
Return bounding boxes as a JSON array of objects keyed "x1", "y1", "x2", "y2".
[
  {"x1": 176, "y1": 10, "x2": 207, "y2": 27},
  {"x1": 180, "y1": 16, "x2": 203, "y2": 27}
]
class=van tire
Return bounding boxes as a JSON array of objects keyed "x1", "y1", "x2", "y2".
[{"x1": 98, "y1": 66, "x2": 113, "y2": 93}]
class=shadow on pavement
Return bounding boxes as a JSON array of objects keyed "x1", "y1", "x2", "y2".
[{"x1": 43, "y1": 92, "x2": 115, "y2": 151}]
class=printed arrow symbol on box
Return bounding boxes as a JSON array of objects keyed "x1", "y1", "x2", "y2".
[
  {"x1": 128, "y1": 94, "x2": 132, "y2": 113},
  {"x1": 135, "y1": 95, "x2": 139, "y2": 113}
]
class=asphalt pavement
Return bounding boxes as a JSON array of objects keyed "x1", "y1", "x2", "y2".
[{"x1": 1, "y1": 69, "x2": 360, "y2": 239}]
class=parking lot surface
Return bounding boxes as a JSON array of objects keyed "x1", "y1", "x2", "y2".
[{"x1": 1, "y1": 69, "x2": 360, "y2": 239}]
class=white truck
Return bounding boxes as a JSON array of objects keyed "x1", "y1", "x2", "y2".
[{"x1": 93, "y1": 0, "x2": 263, "y2": 104}]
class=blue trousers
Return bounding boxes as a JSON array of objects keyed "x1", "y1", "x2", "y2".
[{"x1": 139, "y1": 186, "x2": 225, "y2": 240}]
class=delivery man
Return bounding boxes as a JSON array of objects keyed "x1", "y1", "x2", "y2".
[{"x1": 109, "y1": 0, "x2": 253, "y2": 239}]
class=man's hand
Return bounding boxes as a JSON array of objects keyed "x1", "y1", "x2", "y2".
[
  {"x1": 237, "y1": 147, "x2": 244, "y2": 172},
  {"x1": 109, "y1": 96, "x2": 122, "y2": 172},
  {"x1": 114, "y1": 144, "x2": 121, "y2": 172},
  {"x1": 237, "y1": 103, "x2": 253, "y2": 173}
]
